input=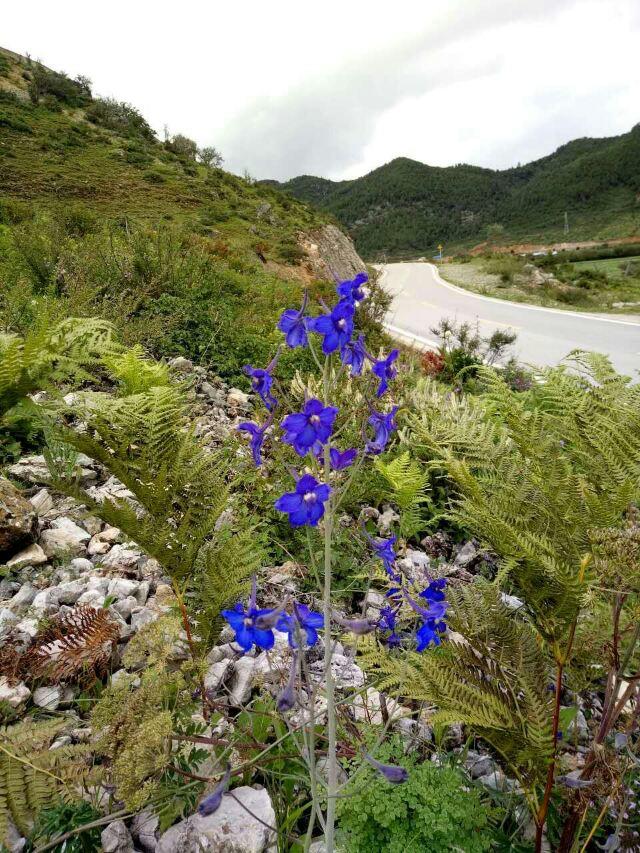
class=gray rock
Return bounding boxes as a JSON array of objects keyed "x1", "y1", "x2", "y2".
[
  {"x1": 56, "y1": 579, "x2": 88, "y2": 605},
  {"x1": 0, "y1": 608, "x2": 19, "y2": 636},
  {"x1": 101, "y1": 819, "x2": 134, "y2": 853},
  {"x1": 88, "y1": 525, "x2": 121, "y2": 556},
  {"x1": 76, "y1": 589, "x2": 106, "y2": 608},
  {"x1": 464, "y1": 750, "x2": 498, "y2": 779},
  {"x1": 169, "y1": 356, "x2": 194, "y2": 373},
  {"x1": 377, "y1": 505, "x2": 400, "y2": 534},
  {"x1": 86, "y1": 476, "x2": 137, "y2": 508},
  {"x1": 0, "y1": 477, "x2": 37, "y2": 559},
  {"x1": 39, "y1": 518, "x2": 90, "y2": 558},
  {"x1": 14, "y1": 616, "x2": 39, "y2": 639},
  {"x1": 229, "y1": 656, "x2": 256, "y2": 705},
  {"x1": 227, "y1": 388, "x2": 250, "y2": 409},
  {"x1": 0, "y1": 677, "x2": 30, "y2": 708},
  {"x1": 394, "y1": 717, "x2": 434, "y2": 750},
  {"x1": 29, "y1": 487, "x2": 54, "y2": 516},
  {"x1": 131, "y1": 809, "x2": 160, "y2": 853},
  {"x1": 101, "y1": 545, "x2": 143, "y2": 575},
  {"x1": 477, "y1": 769, "x2": 518, "y2": 791},
  {"x1": 32, "y1": 587, "x2": 60, "y2": 612},
  {"x1": 2, "y1": 817, "x2": 26, "y2": 853},
  {"x1": 206, "y1": 643, "x2": 240, "y2": 665},
  {"x1": 5, "y1": 544, "x2": 48, "y2": 569},
  {"x1": 157, "y1": 786, "x2": 275, "y2": 852},
  {"x1": 204, "y1": 658, "x2": 233, "y2": 695},
  {"x1": 70, "y1": 557, "x2": 94, "y2": 574},
  {"x1": 49, "y1": 735, "x2": 73, "y2": 750},
  {"x1": 566, "y1": 708, "x2": 589, "y2": 742},
  {"x1": 7, "y1": 583, "x2": 37, "y2": 611},
  {"x1": 131, "y1": 606, "x2": 158, "y2": 632},
  {"x1": 111, "y1": 669, "x2": 141, "y2": 689},
  {"x1": 33, "y1": 685, "x2": 62, "y2": 710},
  {"x1": 501, "y1": 593, "x2": 525, "y2": 610},
  {"x1": 7, "y1": 455, "x2": 50, "y2": 485},
  {"x1": 454, "y1": 541, "x2": 479, "y2": 567},
  {"x1": 113, "y1": 595, "x2": 138, "y2": 620},
  {"x1": 135, "y1": 580, "x2": 151, "y2": 605}
]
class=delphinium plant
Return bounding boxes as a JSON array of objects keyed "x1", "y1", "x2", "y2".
[{"x1": 215, "y1": 271, "x2": 450, "y2": 850}]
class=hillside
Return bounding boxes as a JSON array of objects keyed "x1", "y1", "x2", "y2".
[
  {"x1": 0, "y1": 47, "x2": 335, "y2": 269},
  {"x1": 270, "y1": 127, "x2": 640, "y2": 258}
]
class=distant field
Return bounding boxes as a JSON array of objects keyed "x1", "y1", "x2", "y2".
[{"x1": 572, "y1": 256, "x2": 640, "y2": 274}]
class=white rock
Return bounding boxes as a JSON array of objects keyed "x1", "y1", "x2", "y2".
[
  {"x1": 111, "y1": 669, "x2": 141, "y2": 689},
  {"x1": 157, "y1": 786, "x2": 275, "y2": 853},
  {"x1": 39, "y1": 519, "x2": 90, "y2": 558},
  {"x1": 107, "y1": 577, "x2": 140, "y2": 599},
  {"x1": 101, "y1": 545, "x2": 142, "y2": 574},
  {"x1": 101, "y1": 819, "x2": 134, "y2": 853},
  {"x1": 501, "y1": 593, "x2": 525, "y2": 610},
  {"x1": 52, "y1": 517, "x2": 91, "y2": 540},
  {"x1": 32, "y1": 588, "x2": 60, "y2": 612},
  {"x1": 50, "y1": 735, "x2": 73, "y2": 750},
  {"x1": 5, "y1": 544, "x2": 48, "y2": 569},
  {"x1": 8, "y1": 583, "x2": 37, "y2": 610},
  {"x1": 135, "y1": 580, "x2": 150, "y2": 605},
  {"x1": 352, "y1": 688, "x2": 410, "y2": 724},
  {"x1": 8, "y1": 455, "x2": 50, "y2": 484},
  {"x1": 454, "y1": 541, "x2": 479, "y2": 567},
  {"x1": 0, "y1": 676, "x2": 30, "y2": 708},
  {"x1": 168, "y1": 356, "x2": 193, "y2": 373},
  {"x1": 76, "y1": 589, "x2": 106, "y2": 608},
  {"x1": 86, "y1": 576, "x2": 110, "y2": 593},
  {"x1": 227, "y1": 388, "x2": 250, "y2": 408},
  {"x1": 87, "y1": 536, "x2": 111, "y2": 556},
  {"x1": 113, "y1": 595, "x2": 138, "y2": 620},
  {"x1": 71, "y1": 557, "x2": 94, "y2": 574},
  {"x1": 2, "y1": 817, "x2": 26, "y2": 853},
  {"x1": 207, "y1": 643, "x2": 242, "y2": 665},
  {"x1": 15, "y1": 617, "x2": 39, "y2": 639},
  {"x1": 33, "y1": 685, "x2": 62, "y2": 710}
]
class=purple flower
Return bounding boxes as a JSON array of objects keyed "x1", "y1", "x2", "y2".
[
  {"x1": 330, "y1": 447, "x2": 357, "y2": 470},
  {"x1": 404, "y1": 589, "x2": 448, "y2": 623},
  {"x1": 419, "y1": 578, "x2": 447, "y2": 604},
  {"x1": 277, "y1": 603, "x2": 324, "y2": 647},
  {"x1": 278, "y1": 291, "x2": 309, "y2": 348},
  {"x1": 275, "y1": 473, "x2": 331, "y2": 527},
  {"x1": 364, "y1": 753, "x2": 409, "y2": 784},
  {"x1": 378, "y1": 604, "x2": 402, "y2": 647},
  {"x1": 243, "y1": 350, "x2": 280, "y2": 410},
  {"x1": 340, "y1": 334, "x2": 369, "y2": 376},
  {"x1": 307, "y1": 299, "x2": 355, "y2": 354},
  {"x1": 281, "y1": 398, "x2": 338, "y2": 456},
  {"x1": 336, "y1": 271, "x2": 368, "y2": 304},
  {"x1": 372, "y1": 349, "x2": 399, "y2": 397},
  {"x1": 237, "y1": 419, "x2": 271, "y2": 466},
  {"x1": 221, "y1": 595, "x2": 276, "y2": 652},
  {"x1": 365, "y1": 406, "x2": 398, "y2": 455},
  {"x1": 197, "y1": 766, "x2": 231, "y2": 815}
]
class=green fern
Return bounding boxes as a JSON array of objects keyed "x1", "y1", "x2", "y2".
[
  {"x1": 407, "y1": 353, "x2": 640, "y2": 641},
  {"x1": 0, "y1": 317, "x2": 117, "y2": 420},
  {"x1": 360, "y1": 582, "x2": 554, "y2": 808},
  {"x1": 374, "y1": 451, "x2": 431, "y2": 538},
  {"x1": 103, "y1": 344, "x2": 171, "y2": 396},
  {"x1": 0, "y1": 719, "x2": 90, "y2": 843}
]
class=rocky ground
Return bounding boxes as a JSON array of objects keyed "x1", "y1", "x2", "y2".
[{"x1": 0, "y1": 359, "x2": 594, "y2": 852}]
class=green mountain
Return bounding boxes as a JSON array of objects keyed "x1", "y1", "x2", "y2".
[
  {"x1": 0, "y1": 46, "x2": 324, "y2": 262},
  {"x1": 269, "y1": 127, "x2": 640, "y2": 258}
]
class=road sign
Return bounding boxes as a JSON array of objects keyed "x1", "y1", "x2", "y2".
[{"x1": 437, "y1": 244, "x2": 443, "y2": 260}]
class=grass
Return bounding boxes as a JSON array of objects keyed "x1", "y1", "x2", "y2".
[{"x1": 438, "y1": 254, "x2": 640, "y2": 314}]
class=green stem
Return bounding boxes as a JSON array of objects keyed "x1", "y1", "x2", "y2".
[{"x1": 322, "y1": 353, "x2": 338, "y2": 853}]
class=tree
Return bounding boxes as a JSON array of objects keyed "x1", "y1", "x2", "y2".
[
  {"x1": 166, "y1": 133, "x2": 197, "y2": 160},
  {"x1": 486, "y1": 222, "x2": 505, "y2": 244},
  {"x1": 198, "y1": 146, "x2": 224, "y2": 169}
]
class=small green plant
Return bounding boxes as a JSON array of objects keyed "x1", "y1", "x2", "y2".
[
  {"x1": 30, "y1": 800, "x2": 102, "y2": 852},
  {"x1": 336, "y1": 738, "x2": 496, "y2": 852}
]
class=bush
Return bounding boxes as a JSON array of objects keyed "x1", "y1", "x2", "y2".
[
  {"x1": 0, "y1": 198, "x2": 33, "y2": 225},
  {"x1": 85, "y1": 97, "x2": 156, "y2": 140},
  {"x1": 28, "y1": 64, "x2": 91, "y2": 107},
  {"x1": 61, "y1": 204, "x2": 99, "y2": 237},
  {"x1": 143, "y1": 170, "x2": 166, "y2": 184},
  {"x1": 336, "y1": 740, "x2": 496, "y2": 852},
  {"x1": 166, "y1": 133, "x2": 197, "y2": 160}
]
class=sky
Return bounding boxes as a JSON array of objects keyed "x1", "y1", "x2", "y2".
[{"x1": 2, "y1": 0, "x2": 639, "y2": 181}]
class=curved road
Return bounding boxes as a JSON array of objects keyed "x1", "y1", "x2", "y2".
[{"x1": 380, "y1": 263, "x2": 640, "y2": 376}]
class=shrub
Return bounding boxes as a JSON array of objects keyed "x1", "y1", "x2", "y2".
[
  {"x1": 143, "y1": 170, "x2": 166, "y2": 184},
  {"x1": 85, "y1": 97, "x2": 155, "y2": 140},
  {"x1": 166, "y1": 133, "x2": 197, "y2": 160},
  {"x1": 276, "y1": 238, "x2": 305, "y2": 264},
  {"x1": 0, "y1": 198, "x2": 33, "y2": 225},
  {"x1": 336, "y1": 739, "x2": 495, "y2": 853},
  {"x1": 61, "y1": 204, "x2": 99, "y2": 237},
  {"x1": 28, "y1": 64, "x2": 91, "y2": 107}
]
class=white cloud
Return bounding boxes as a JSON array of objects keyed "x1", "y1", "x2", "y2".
[{"x1": 2, "y1": 0, "x2": 638, "y2": 179}]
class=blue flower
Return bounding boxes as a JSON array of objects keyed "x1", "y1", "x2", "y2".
[
  {"x1": 221, "y1": 600, "x2": 276, "y2": 652},
  {"x1": 275, "y1": 473, "x2": 331, "y2": 527},
  {"x1": 307, "y1": 299, "x2": 355, "y2": 354},
  {"x1": 281, "y1": 398, "x2": 338, "y2": 457},
  {"x1": 378, "y1": 604, "x2": 402, "y2": 647},
  {"x1": 365, "y1": 531, "x2": 399, "y2": 579},
  {"x1": 419, "y1": 578, "x2": 447, "y2": 603},
  {"x1": 197, "y1": 766, "x2": 231, "y2": 815},
  {"x1": 415, "y1": 619, "x2": 443, "y2": 652},
  {"x1": 278, "y1": 291, "x2": 309, "y2": 348},
  {"x1": 237, "y1": 419, "x2": 270, "y2": 466},
  {"x1": 336, "y1": 271, "x2": 368, "y2": 304},
  {"x1": 340, "y1": 334, "x2": 368, "y2": 376},
  {"x1": 372, "y1": 349, "x2": 399, "y2": 397},
  {"x1": 365, "y1": 406, "x2": 398, "y2": 455},
  {"x1": 330, "y1": 447, "x2": 357, "y2": 470},
  {"x1": 277, "y1": 603, "x2": 324, "y2": 647},
  {"x1": 243, "y1": 350, "x2": 280, "y2": 410}
]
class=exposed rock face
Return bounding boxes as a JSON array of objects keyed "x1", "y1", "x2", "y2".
[
  {"x1": 300, "y1": 224, "x2": 366, "y2": 282},
  {"x1": 0, "y1": 478, "x2": 37, "y2": 560}
]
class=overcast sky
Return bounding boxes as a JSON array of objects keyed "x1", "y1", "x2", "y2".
[{"x1": 3, "y1": 1, "x2": 639, "y2": 181}]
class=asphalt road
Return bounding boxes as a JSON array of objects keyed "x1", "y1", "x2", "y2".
[{"x1": 379, "y1": 262, "x2": 640, "y2": 377}]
